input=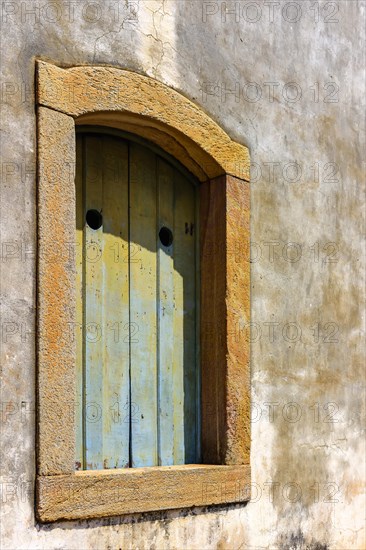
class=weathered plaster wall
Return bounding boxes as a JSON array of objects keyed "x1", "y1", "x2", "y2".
[{"x1": 0, "y1": 1, "x2": 364, "y2": 548}]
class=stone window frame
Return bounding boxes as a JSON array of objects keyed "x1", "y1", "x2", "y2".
[{"x1": 36, "y1": 60, "x2": 251, "y2": 522}]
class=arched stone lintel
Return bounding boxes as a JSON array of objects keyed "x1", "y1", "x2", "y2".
[{"x1": 36, "y1": 61, "x2": 250, "y2": 182}]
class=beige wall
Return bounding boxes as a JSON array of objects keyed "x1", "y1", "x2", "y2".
[{"x1": 1, "y1": 1, "x2": 364, "y2": 548}]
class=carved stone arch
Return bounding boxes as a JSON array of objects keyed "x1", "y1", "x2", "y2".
[
  {"x1": 36, "y1": 61, "x2": 250, "y2": 521},
  {"x1": 36, "y1": 61, "x2": 250, "y2": 182}
]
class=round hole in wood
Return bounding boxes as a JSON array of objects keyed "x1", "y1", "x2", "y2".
[
  {"x1": 86, "y1": 209, "x2": 103, "y2": 230},
  {"x1": 159, "y1": 226, "x2": 173, "y2": 247}
]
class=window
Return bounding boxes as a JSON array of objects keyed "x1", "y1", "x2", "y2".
[
  {"x1": 36, "y1": 61, "x2": 251, "y2": 521},
  {"x1": 75, "y1": 129, "x2": 200, "y2": 470}
]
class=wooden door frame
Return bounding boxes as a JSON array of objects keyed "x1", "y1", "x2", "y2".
[{"x1": 36, "y1": 61, "x2": 251, "y2": 521}]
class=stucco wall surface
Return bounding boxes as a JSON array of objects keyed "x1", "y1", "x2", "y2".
[{"x1": 0, "y1": 1, "x2": 365, "y2": 548}]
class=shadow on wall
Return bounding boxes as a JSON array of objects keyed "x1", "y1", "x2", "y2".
[
  {"x1": 36, "y1": 502, "x2": 249, "y2": 531},
  {"x1": 277, "y1": 529, "x2": 329, "y2": 550}
]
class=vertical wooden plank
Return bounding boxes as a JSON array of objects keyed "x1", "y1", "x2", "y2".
[
  {"x1": 157, "y1": 159, "x2": 175, "y2": 465},
  {"x1": 173, "y1": 170, "x2": 198, "y2": 464},
  {"x1": 75, "y1": 135, "x2": 84, "y2": 469},
  {"x1": 195, "y1": 188, "x2": 202, "y2": 463},
  {"x1": 129, "y1": 142, "x2": 158, "y2": 467},
  {"x1": 101, "y1": 136, "x2": 130, "y2": 468},
  {"x1": 84, "y1": 135, "x2": 104, "y2": 469}
]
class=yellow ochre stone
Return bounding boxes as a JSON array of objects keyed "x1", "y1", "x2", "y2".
[{"x1": 36, "y1": 61, "x2": 250, "y2": 182}]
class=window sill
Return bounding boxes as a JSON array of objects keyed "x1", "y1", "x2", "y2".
[{"x1": 37, "y1": 464, "x2": 250, "y2": 522}]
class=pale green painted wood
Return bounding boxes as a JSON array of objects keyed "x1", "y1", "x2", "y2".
[
  {"x1": 75, "y1": 135, "x2": 84, "y2": 469},
  {"x1": 100, "y1": 136, "x2": 130, "y2": 468},
  {"x1": 173, "y1": 170, "x2": 198, "y2": 464},
  {"x1": 76, "y1": 131, "x2": 199, "y2": 470},
  {"x1": 84, "y1": 135, "x2": 104, "y2": 469},
  {"x1": 129, "y1": 142, "x2": 158, "y2": 467},
  {"x1": 157, "y1": 158, "x2": 198, "y2": 465},
  {"x1": 157, "y1": 159, "x2": 175, "y2": 465},
  {"x1": 79, "y1": 135, "x2": 130, "y2": 470}
]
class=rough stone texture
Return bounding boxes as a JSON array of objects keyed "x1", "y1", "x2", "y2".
[
  {"x1": 37, "y1": 464, "x2": 250, "y2": 522},
  {"x1": 37, "y1": 61, "x2": 250, "y2": 182},
  {"x1": 200, "y1": 176, "x2": 228, "y2": 464},
  {"x1": 37, "y1": 106, "x2": 76, "y2": 475},
  {"x1": 1, "y1": 1, "x2": 364, "y2": 548},
  {"x1": 200, "y1": 175, "x2": 250, "y2": 466},
  {"x1": 226, "y1": 176, "x2": 250, "y2": 465}
]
